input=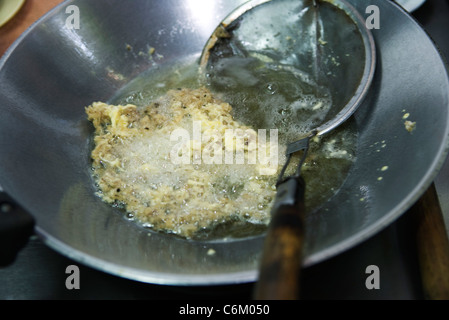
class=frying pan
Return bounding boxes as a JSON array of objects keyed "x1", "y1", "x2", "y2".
[{"x1": 0, "y1": 0, "x2": 448, "y2": 286}]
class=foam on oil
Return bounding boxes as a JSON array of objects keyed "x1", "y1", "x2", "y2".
[{"x1": 109, "y1": 55, "x2": 357, "y2": 240}]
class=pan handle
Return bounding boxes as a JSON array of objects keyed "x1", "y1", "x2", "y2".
[
  {"x1": 253, "y1": 176, "x2": 306, "y2": 300},
  {"x1": 411, "y1": 183, "x2": 449, "y2": 300},
  {"x1": 0, "y1": 192, "x2": 35, "y2": 267}
]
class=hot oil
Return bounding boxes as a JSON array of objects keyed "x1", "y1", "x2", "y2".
[
  {"x1": 108, "y1": 55, "x2": 357, "y2": 241},
  {"x1": 110, "y1": 55, "x2": 203, "y2": 107},
  {"x1": 205, "y1": 56, "x2": 334, "y2": 142},
  {"x1": 205, "y1": 55, "x2": 357, "y2": 213}
]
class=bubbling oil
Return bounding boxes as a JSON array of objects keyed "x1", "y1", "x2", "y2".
[
  {"x1": 109, "y1": 54, "x2": 357, "y2": 240},
  {"x1": 204, "y1": 56, "x2": 334, "y2": 143}
]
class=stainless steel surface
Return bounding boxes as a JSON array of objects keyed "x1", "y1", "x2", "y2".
[
  {"x1": 411, "y1": 0, "x2": 449, "y2": 239},
  {"x1": 396, "y1": 0, "x2": 427, "y2": 12},
  {"x1": 0, "y1": 0, "x2": 448, "y2": 285},
  {"x1": 201, "y1": 0, "x2": 376, "y2": 138}
]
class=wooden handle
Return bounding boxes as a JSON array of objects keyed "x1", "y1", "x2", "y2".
[
  {"x1": 411, "y1": 183, "x2": 449, "y2": 300},
  {"x1": 253, "y1": 177, "x2": 305, "y2": 300}
]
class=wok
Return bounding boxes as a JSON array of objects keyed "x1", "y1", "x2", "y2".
[{"x1": 0, "y1": 0, "x2": 448, "y2": 285}]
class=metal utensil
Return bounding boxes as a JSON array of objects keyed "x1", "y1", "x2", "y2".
[{"x1": 200, "y1": 0, "x2": 376, "y2": 298}]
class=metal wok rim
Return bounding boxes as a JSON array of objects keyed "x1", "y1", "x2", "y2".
[{"x1": 1, "y1": 0, "x2": 449, "y2": 286}]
